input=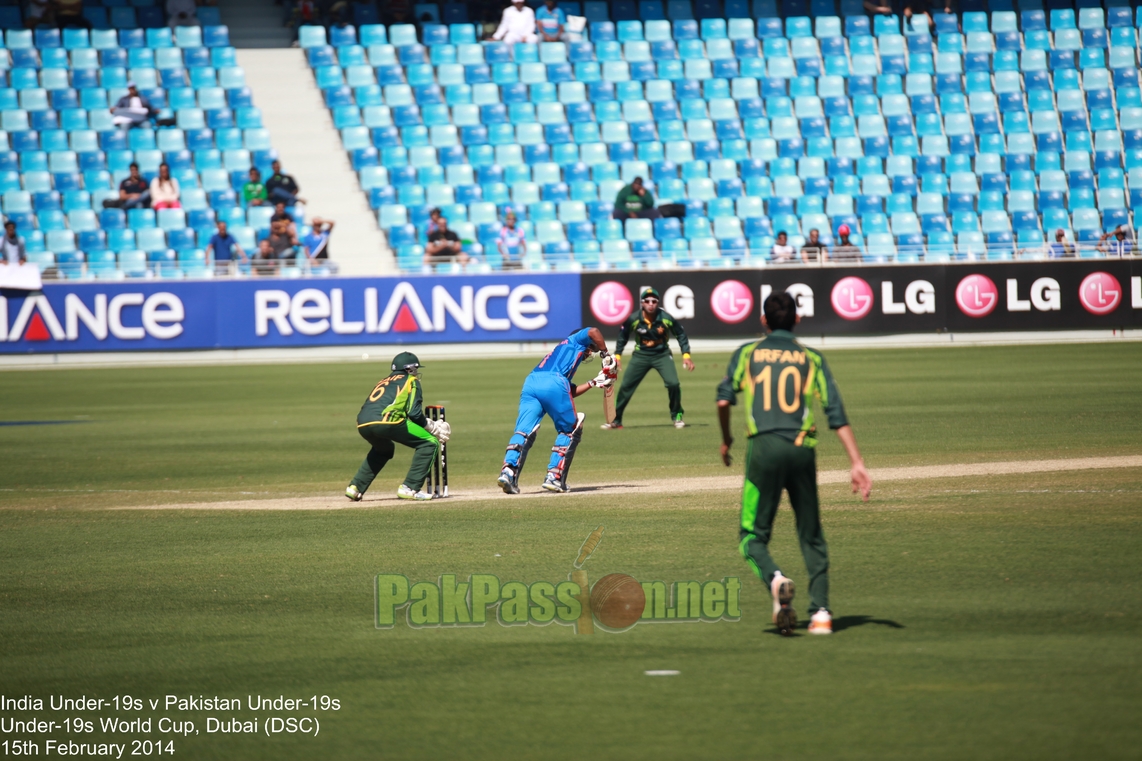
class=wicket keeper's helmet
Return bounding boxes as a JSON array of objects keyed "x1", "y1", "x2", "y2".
[{"x1": 391, "y1": 351, "x2": 421, "y2": 372}]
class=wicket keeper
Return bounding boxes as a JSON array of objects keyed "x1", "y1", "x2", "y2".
[
  {"x1": 498, "y1": 327, "x2": 616, "y2": 494},
  {"x1": 601, "y1": 287, "x2": 694, "y2": 430},
  {"x1": 717, "y1": 294, "x2": 872, "y2": 636},
  {"x1": 345, "y1": 352, "x2": 451, "y2": 502}
]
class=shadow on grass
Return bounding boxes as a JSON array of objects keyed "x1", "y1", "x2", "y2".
[
  {"x1": 765, "y1": 614, "x2": 905, "y2": 637},
  {"x1": 619, "y1": 423, "x2": 711, "y2": 429}
]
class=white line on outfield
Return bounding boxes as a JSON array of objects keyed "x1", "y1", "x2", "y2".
[{"x1": 102, "y1": 455, "x2": 1142, "y2": 511}]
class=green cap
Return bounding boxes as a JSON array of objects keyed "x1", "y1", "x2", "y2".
[
  {"x1": 391, "y1": 351, "x2": 421, "y2": 371},
  {"x1": 640, "y1": 287, "x2": 660, "y2": 300}
]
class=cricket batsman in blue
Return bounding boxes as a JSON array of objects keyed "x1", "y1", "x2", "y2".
[{"x1": 498, "y1": 327, "x2": 617, "y2": 494}]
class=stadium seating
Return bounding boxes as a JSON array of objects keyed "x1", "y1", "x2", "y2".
[
  {"x1": 304, "y1": 7, "x2": 1138, "y2": 271},
  {"x1": 0, "y1": 25, "x2": 325, "y2": 280}
]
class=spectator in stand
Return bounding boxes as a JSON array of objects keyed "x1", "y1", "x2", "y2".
[
  {"x1": 56, "y1": 0, "x2": 92, "y2": 28},
  {"x1": 166, "y1": 0, "x2": 199, "y2": 26},
  {"x1": 800, "y1": 228, "x2": 828, "y2": 263},
  {"x1": 427, "y1": 207, "x2": 444, "y2": 235},
  {"x1": 110, "y1": 82, "x2": 153, "y2": 129},
  {"x1": 103, "y1": 163, "x2": 151, "y2": 209},
  {"x1": 864, "y1": 0, "x2": 894, "y2": 14},
  {"x1": 498, "y1": 211, "x2": 526, "y2": 269},
  {"x1": 903, "y1": 0, "x2": 951, "y2": 32},
  {"x1": 1048, "y1": 229, "x2": 1076, "y2": 258},
  {"x1": 254, "y1": 238, "x2": 278, "y2": 275},
  {"x1": 265, "y1": 161, "x2": 304, "y2": 206},
  {"x1": 271, "y1": 201, "x2": 298, "y2": 237},
  {"x1": 492, "y1": 0, "x2": 537, "y2": 44},
  {"x1": 535, "y1": 0, "x2": 566, "y2": 41},
  {"x1": 243, "y1": 168, "x2": 268, "y2": 207},
  {"x1": 612, "y1": 177, "x2": 660, "y2": 220},
  {"x1": 2, "y1": 221, "x2": 26, "y2": 265},
  {"x1": 149, "y1": 163, "x2": 181, "y2": 210},
  {"x1": 771, "y1": 231, "x2": 794, "y2": 262},
  {"x1": 25, "y1": 0, "x2": 52, "y2": 28},
  {"x1": 1098, "y1": 226, "x2": 1134, "y2": 257},
  {"x1": 424, "y1": 215, "x2": 468, "y2": 266},
  {"x1": 832, "y1": 225, "x2": 863, "y2": 261},
  {"x1": 206, "y1": 220, "x2": 246, "y2": 270},
  {"x1": 302, "y1": 217, "x2": 335, "y2": 261},
  {"x1": 268, "y1": 218, "x2": 299, "y2": 260}
]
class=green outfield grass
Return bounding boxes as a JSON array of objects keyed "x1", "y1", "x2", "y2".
[{"x1": 1, "y1": 343, "x2": 1140, "y2": 760}]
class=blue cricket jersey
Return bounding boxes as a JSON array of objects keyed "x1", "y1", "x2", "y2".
[{"x1": 532, "y1": 327, "x2": 594, "y2": 381}]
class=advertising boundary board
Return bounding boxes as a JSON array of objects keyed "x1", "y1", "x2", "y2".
[
  {"x1": 582, "y1": 261, "x2": 1142, "y2": 338},
  {"x1": 2, "y1": 263, "x2": 1140, "y2": 355},
  {"x1": 0, "y1": 273, "x2": 581, "y2": 354}
]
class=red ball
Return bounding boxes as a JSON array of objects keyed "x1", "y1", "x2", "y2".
[{"x1": 590, "y1": 573, "x2": 646, "y2": 630}]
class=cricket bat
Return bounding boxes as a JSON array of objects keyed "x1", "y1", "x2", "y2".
[{"x1": 602, "y1": 358, "x2": 618, "y2": 424}]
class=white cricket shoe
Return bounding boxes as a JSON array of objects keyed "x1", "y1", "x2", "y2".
[
  {"x1": 497, "y1": 467, "x2": 519, "y2": 495},
  {"x1": 345, "y1": 484, "x2": 363, "y2": 502},
  {"x1": 600, "y1": 422, "x2": 623, "y2": 430},
  {"x1": 771, "y1": 572, "x2": 796, "y2": 636},
  {"x1": 541, "y1": 472, "x2": 563, "y2": 492},
  {"x1": 396, "y1": 484, "x2": 433, "y2": 501},
  {"x1": 808, "y1": 609, "x2": 833, "y2": 635}
]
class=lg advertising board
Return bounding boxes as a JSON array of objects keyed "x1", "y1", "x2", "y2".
[
  {"x1": 582, "y1": 261, "x2": 1142, "y2": 337},
  {"x1": 0, "y1": 274, "x2": 581, "y2": 353}
]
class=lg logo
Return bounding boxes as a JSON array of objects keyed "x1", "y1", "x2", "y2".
[
  {"x1": 1078, "y1": 272, "x2": 1121, "y2": 315},
  {"x1": 589, "y1": 282, "x2": 633, "y2": 325},
  {"x1": 710, "y1": 280, "x2": 753, "y2": 323}
]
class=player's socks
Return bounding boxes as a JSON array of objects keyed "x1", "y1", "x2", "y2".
[
  {"x1": 808, "y1": 609, "x2": 832, "y2": 635},
  {"x1": 770, "y1": 573, "x2": 797, "y2": 636},
  {"x1": 397, "y1": 484, "x2": 432, "y2": 501},
  {"x1": 541, "y1": 472, "x2": 562, "y2": 492},
  {"x1": 345, "y1": 484, "x2": 363, "y2": 502},
  {"x1": 498, "y1": 467, "x2": 519, "y2": 495},
  {"x1": 599, "y1": 422, "x2": 623, "y2": 430}
]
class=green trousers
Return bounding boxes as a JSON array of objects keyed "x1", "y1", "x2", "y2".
[
  {"x1": 351, "y1": 420, "x2": 438, "y2": 493},
  {"x1": 739, "y1": 434, "x2": 830, "y2": 614},
  {"x1": 613, "y1": 350, "x2": 683, "y2": 424}
]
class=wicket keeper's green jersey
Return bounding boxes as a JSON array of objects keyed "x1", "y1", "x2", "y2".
[
  {"x1": 358, "y1": 370, "x2": 428, "y2": 429},
  {"x1": 716, "y1": 330, "x2": 848, "y2": 447},
  {"x1": 615, "y1": 309, "x2": 691, "y2": 356}
]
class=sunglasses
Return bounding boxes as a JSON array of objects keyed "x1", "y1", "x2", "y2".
[{"x1": 642, "y1": 298, "x2": 659, "y2": 304}]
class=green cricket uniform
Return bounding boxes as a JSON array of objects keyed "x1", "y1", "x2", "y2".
[
  {"x1": 613, "y1": 308, "x2": 691, "y2": 425},
  {"x1": 717, "y1": 330, "x2": 849, "y2": 614},
  {"x1": 350, "y1": 370, "x2": 438, "y2": 494}
]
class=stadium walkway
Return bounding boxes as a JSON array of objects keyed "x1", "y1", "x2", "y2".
[{"x1": 238, "y1": 48, "x2": 395, "y2": 275}]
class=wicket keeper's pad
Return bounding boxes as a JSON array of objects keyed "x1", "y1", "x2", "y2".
[
  {"x1": 739, "y1": 433, "x2": 830, "y2": 616},
  {"x1": 613, "y1": 351, "x2": 682, "y2": 422},
  {"x1": 352, "y1": 421, "x2": 439, "y2": 492}
]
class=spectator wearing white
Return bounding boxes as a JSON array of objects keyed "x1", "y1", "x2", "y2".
[
  {"x1": 150, "y1": 163, "x2": 181, "y2": 210},
  {"x1": 536, "y1": 0, "x2": 566, "y2": 41},
  {"x1": 493, "y1": 0, "x2": 537, "y2": 44},
  {"x1": 111, "y1": 82, "x2": 153, "y2": 129},
  {"x1": 166, "y1": 0, "x2": 199, "y2": 27},
  {"x1": 771, "y1": 231, "x2": 794, "y2": 263}
]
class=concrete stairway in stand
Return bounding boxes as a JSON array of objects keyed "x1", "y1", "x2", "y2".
[{"x1": 237, "y1": 48, "x2": 394, "y2": 275}]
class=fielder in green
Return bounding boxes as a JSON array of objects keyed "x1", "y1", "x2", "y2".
[
  {"x1": 344, "y1": 352, "x2": 451, "y2": 502},
  {"x1": 716, "y1": 293, "x2": 871, "y2": 636},
  {"x1": 601, "y1": 287, "x2": 695, "y2": 430}
]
